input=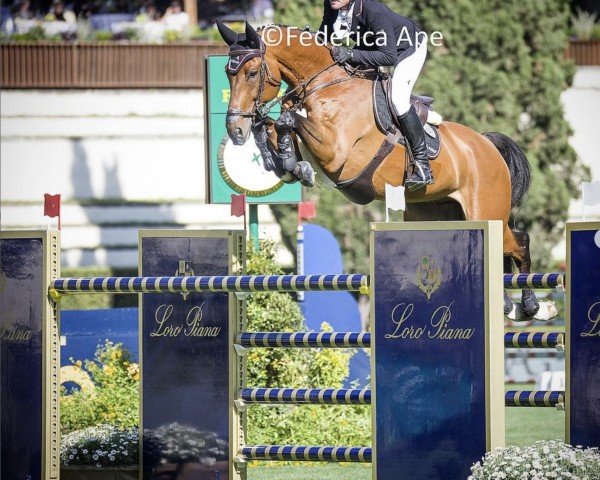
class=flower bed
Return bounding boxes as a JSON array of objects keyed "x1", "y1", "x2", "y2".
[{"x1": 469, "y1": 441, "x2": 600, "y2": 480}]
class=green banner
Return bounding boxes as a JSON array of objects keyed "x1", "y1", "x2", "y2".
[{"x1": 204, "y1": 55, "x2": 301, "y2": 204}]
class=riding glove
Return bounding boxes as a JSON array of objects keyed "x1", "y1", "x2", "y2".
[{"x1": 332, "y1": 46, "x2": 353, "y2": 64}]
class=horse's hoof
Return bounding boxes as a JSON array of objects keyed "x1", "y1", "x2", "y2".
[
  {"x1": 521, "y1": 290, "x2": 540, "y2": 318},
  {"x1": 298, "y1": 161, "x2": 315, "y2": 187},
  {"x1": 533, "y1": 301, "x2": 559, "y2": 322},
  {"x1": 506, "y1": 300, "x2": 559, "y2": 322}
]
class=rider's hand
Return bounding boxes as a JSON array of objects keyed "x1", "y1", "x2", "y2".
[{"x1": 332, "y1": 46, "x2": 353, "y2": 64}]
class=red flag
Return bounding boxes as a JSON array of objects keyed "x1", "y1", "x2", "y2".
[
  {"x1": 44, "y1": 194, "x2": 61, "y2": 230},
  {"x1": 298, "y1": 201, "x2": 317, "y2": 220},
  {"x1": 231, "y1": 194, "x2": 246, "y2": 217},
  {"x1": 231, "y1": 194, "x2": 247, "y2": 231}
]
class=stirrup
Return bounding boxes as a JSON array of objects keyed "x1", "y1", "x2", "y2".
[{"x1": 405, "y1": 161, "x2": 433, "y2": 191}]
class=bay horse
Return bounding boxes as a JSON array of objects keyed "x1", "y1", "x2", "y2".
[{"x1": 217, "y1": 22, "x2": 548, "y2": 319}]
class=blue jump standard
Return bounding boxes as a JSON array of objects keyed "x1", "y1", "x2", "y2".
[
  {"x1": 237, "y1": 332, "x2": 564, "y2": 349},
  {"x1": 49, "y1": 272, "x2": 564, "y2": 295}
]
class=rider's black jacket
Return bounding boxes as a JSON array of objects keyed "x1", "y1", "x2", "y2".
[{"x1": 319, "y1": 0, "x2": 422, "y2": 67}]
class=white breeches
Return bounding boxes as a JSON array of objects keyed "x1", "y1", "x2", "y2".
[{"x1": 391, "y1": 39, "x2": 428, "y2": 115}]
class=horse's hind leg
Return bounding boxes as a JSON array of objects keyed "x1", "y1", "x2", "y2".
[{"x1": 508, "y1": 229, "x2": 540, "y2": 318}]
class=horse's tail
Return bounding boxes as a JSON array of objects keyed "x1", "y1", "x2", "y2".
[{"x1": 483, "y1": 132, "x2": 531, "y2": 209}]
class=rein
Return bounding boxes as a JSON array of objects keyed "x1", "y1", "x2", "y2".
[{"x1": 226, "y1": 36, "x2": 366, "y2": 121}]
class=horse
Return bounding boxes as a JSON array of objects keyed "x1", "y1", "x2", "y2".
[{"x1": 217, "y1": 22, "x2": 551, "y2": 320}]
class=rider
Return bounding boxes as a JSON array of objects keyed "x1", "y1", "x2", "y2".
[{"x1": 319, "y1": 0, "x2": 433, "y2": 191}]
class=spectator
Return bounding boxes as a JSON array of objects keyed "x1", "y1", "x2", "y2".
[
  {"x1": 7, "y1": 0, "x2": 38, "y2": 34},
  {"x1": 45, "y1": 0, "x2": 76, "y2": 23},
  {"x1": 13, "y1": 0, "x2": 34, "y2": 20},
  {"x1": 162, "y1": 0, "x2": 189, "y2": 32},
  {"x1": 136, "y1": 1, "x2": 160, "y2": 22}
]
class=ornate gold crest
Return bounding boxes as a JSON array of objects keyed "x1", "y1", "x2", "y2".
[{"x1": 415, "y1": 256, "x2": 442, "y2": 299}]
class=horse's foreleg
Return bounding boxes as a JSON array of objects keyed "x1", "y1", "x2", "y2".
[
  {"x1": 275, "y1": 111, "x2": 314, "y2": 187},
  {"x1": 251, "y1": 118, "x2": 299, "y2": 184},
  {"x1": 510, "y1": 230, "x2": 540, "y2": 318}
]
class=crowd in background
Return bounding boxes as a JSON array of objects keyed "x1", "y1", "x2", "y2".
[{"x1": 0, "y1": 0, "x2": 274, "y2": 40}]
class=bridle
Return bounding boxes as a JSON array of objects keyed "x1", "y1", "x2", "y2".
[
  {"x1": 225, "y1": 31, "x2": 358, "y2": 122},
  {"x1": 226, "y1": 41, "x2": 282, "y2": 120}
]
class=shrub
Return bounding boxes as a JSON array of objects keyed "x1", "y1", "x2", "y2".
[
  {"x1": 244, "y1": 241, "x2": 370, "y2": 446},
  {"x1": 469, "y1": 441, "x2": 600, "y2": 480},
  {"x1": 93, "y1": 30, "x2": 113, "y2": 42},
  {"x1": 571, "y1": 8, "x2": 598, "y2": 40},
  {"x1": 60, "y1": 341, "x2": 139, "y2": 433},
  {"x1": 61, "y1": 425, "x2": 138, "y2": 467}
]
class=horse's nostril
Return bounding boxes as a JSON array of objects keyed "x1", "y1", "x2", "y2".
[{"x1": 236, "y1": 127, "x2": 243, "y2": 138}]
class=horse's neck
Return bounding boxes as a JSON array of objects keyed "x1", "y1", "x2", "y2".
[{"x1": 268, "y1": 39, "x2": 334, "y2": 89}]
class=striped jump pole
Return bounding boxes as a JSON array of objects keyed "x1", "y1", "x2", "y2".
[
  {"x1": 237, "y1": 332, "x2": 565, "y2": 350},
  {"x1": 241, "y1": 445, "x2": 372, "y2": 463},
  {"x1": 50, "y1": 272, "x2": 565, "y2": 297},
  {"x1": 503, "y1": 273, "x2": 564, "y2": 289},
  {"x1": 505, "y1": 390, "x2": 565, "y2": 408},
  {"x1": 49, "y1": 273, "x2": 369, "y2": 297},
  {"x1": 239, "y1": 387, "x2": 563, "y2": 408}
]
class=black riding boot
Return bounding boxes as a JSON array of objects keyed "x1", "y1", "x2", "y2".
[{"x1": 398, "y1": 106, "x2": 434, "y2": 191}]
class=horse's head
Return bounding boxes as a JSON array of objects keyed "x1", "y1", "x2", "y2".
[{"x1": 217, "y1": 21, "x2": 282, "y2": 145}]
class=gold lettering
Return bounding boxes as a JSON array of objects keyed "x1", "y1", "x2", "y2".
[
  {"x1": 581, "y1": 302, "x2": 600, "y2": 337},
  {"x1": 386, "y1": 303, "x2": 424, "y2": 339},
  {"x1": 0, "y1": 327, "x2": 33, "y2": 341},
  {"x1": 184, "y1": 304, "x2": 221, "y2": 337},
  {"x1": 429, "y1": 303, "x2": 474, "y2": 340},
  {"x1": 222, "y1": 89, "x2": 231, "y2": 102},
  {"x1": 150, "y1": 304, "x2": 182, "y2": 337}
]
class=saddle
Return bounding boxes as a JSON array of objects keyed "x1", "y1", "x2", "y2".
[{"x1": 373, "y1": 76, "x2": 442, "y2": 160}]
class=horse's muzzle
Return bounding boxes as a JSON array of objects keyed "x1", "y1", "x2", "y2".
[{"x1": 226, "y1": 112, "x2": 252, "y2": 145}]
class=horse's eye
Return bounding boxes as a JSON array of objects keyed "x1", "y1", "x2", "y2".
[{"x1": 248, "y1": 70, "x2": 258, "y2": 79}]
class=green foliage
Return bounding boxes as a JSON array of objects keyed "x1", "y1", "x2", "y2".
[
  {"x1": 272, "y1": 0, "x2": 324, "y2": 28},
  {"x1": 9, "y1": 25, "x2": 60, "y2": 42},
  {"x1": 60, "y1": 341, "x2": 139, "y2": 433},
  {"x1": 571, "y1": 8, "x2": 598, "y2": 40},
  {"x1": 93, "y1": 30, "x2": 113, "y2": 42},
  {"x1": 272, "y1": 0, "x2": 588, "y2": 270},
  {"x1": 245, "y1": 241, "x2": 369, "y2": 446}
]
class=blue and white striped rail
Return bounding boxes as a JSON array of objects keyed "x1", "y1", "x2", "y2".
[
  {"x1": 239, "y1": 387, "x2": 563, "y2": 407},
  {"x1": 237, "y1": 332, "x2": 370, "y2": 348},
  {"x1": 237, "y1": 332, "x2": 564, "y2": 350},
  {"x1": 241, "y1": 445, "x2": 372, "y2": 462},
  {"x1": 50, "y1": 274, "x2": 369, "y2": 296},
  {"x1": 505, "y1": 390, "x2": 564, "y2": 408},
  {"x1": 503, "y1": 273, "x2": 564, "y2": 289},
  {"x1": 240, "y1": 388, "x2": 371, "y2": 405},
  {"x1": 504, "y1": 332, "x2": 564, "y2": 349},
  {"x1": 50, "y1": 272, "x2": 564, "y2": 296}
]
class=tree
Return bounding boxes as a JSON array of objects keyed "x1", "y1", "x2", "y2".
[{"x1": 271, "y1": 0, "x2": 588, "y2": 270}]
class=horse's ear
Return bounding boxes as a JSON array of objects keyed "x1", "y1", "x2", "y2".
[
  {"x1": 216, "y1": 19, "x2": 238, "y2": 46},
  {"x1": 245, "y1": 22, "x2": 262, "y2": 50}
]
